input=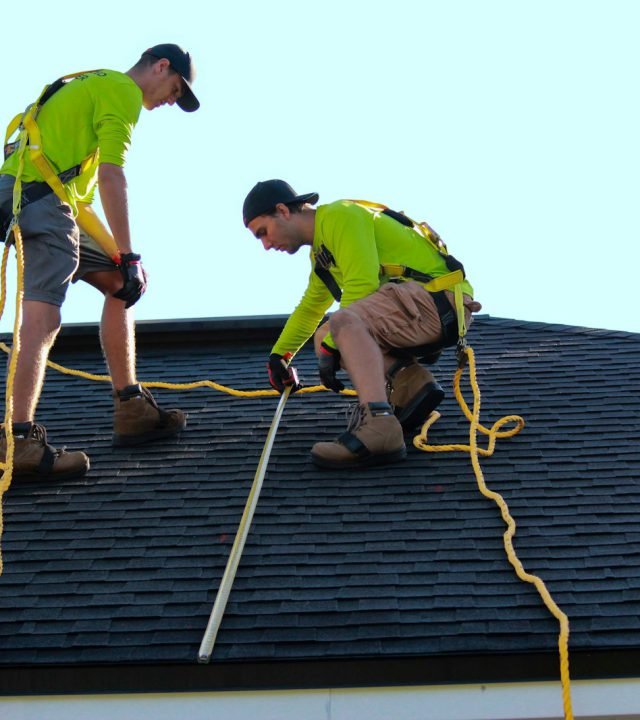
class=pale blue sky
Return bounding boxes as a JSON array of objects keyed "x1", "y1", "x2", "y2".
[{"x1": 2, "y1": 0, "x2": 638, "y2": 333}]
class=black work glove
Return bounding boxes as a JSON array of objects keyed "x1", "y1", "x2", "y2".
[
  {"x1": 318, "y1": 342, "x2": 344, "y2": 393},
  {"x1": 267, "y1": 352, "x2": 302, "y2": 393},
  {"x1": 113, "y1": 252, "x2": 147, "y2": 309}
]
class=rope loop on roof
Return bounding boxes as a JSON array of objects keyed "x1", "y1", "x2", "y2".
[{"x1": 414, "y1": 345, "x2": 573, "y2": 720}]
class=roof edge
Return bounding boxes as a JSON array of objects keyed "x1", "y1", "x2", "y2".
[
  {"x1": 1, "y1": 313, "x2": 637, "y2": 352},
  {"x1": 1, "y1": 648, "x2": 639, "y2": 696}
]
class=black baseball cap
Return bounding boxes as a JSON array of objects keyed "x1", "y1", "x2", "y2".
[
  {"x1": 243, "y1": 179, "x2": 319, "y2": 226},
  {"x1": 144, "y1": 43, "x2": 200, "y2": 112}
]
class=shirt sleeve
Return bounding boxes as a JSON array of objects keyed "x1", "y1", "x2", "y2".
[
  {"x1": 93, "y1": 81, "x2": 141, "y2": 167},
  {"x1": 271, "y1": 269, "x2": 335, "y2": 357}
]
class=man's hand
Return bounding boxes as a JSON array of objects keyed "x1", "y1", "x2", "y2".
[
  {"x1": 318, "y1": 343, "x2": 344, "y2": 393},
  {"x1": 113, "y1": 252, "x2": 147, "y2": 308},
  {"x1": 267, "y1": 352, "x2": 302, "y2": 393}
]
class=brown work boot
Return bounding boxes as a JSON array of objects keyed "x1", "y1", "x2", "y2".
[
  {"x1": 387, "y1": 359, "x2": 445, "y2": 432},
  {"x1": 311, "y1": 401, "x2": 406, "y2": 469},
  {"x1": 113, "y1": 384, "x2": 186, "y2": 447},
  {"x1": 0, "y1": 423, "x2": 89, "y2": 483}
]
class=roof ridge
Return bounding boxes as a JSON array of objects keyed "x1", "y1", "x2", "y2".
[{"x1": 474, "y1": 315, "x2": 640, "y2": 339}]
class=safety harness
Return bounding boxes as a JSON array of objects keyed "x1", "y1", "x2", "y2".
[
  {"x1": 2, "y1": 71, "x2": 101, "y2": 240},
  {"x1": 313, "y1": 200, "x2": 470, "y2": 361}
]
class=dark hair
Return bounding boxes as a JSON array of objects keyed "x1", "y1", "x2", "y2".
[{"x1": 264, "y1": 201, "x2": 305, "y2": 217}]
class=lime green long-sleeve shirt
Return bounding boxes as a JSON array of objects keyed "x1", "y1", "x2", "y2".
[
  {"x1": 2, "y1": 69, "x2": 142, "y2": 211},
  {"x1": 272, "y1": 200, "x2": 474, "y2": 356}
]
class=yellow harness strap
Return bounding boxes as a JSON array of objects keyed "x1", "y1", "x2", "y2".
[
  {"x1": 21, "y1": 108, "x2": 70, "y2": 205},
  {"x1": 4, "y1": 70, "x2": 117, "y2": 256},
  {"x1": 349, "y1": 199, "x2": 470, "y2": 340},
  {"x1": 76, "y1": 204, "x2": 118, "y2": 257},
  {"x1": 349, "y1": 198, "x2": 449, "y2": 250},
  {"x1": 23, "y1": 109, "x2": 97, "y2": 206},
  {"x1": 4, "y1": 113, "x2": 22, "y2": 148},
  {"x1": 382, "y1": 264, "x2": 464, "y2": 293}
]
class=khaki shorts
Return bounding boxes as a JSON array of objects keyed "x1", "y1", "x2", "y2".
[
  {"x1": 342, "y1": 280, "x2": 475, "y2": 353},
  {"x1": 0, "y1": 174, "x2": 116, "y2": 307}
]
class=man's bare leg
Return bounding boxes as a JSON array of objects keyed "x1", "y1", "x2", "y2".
[
  {"x1": 327, "y1": 309, "x2": 387, "y2": 404},
  {"x1": 11, "y1": 300, "x2": 61, "y2": 422},
  {"x1": 81, "y1": 269, "x2": 186, "y2": 446},
  {"x1": 82, "y1": 270, "x2": 135, "y2": 391}
]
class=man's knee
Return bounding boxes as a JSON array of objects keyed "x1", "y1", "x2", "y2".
[
  {"x1": 21, "y1": 300, "x2": 62, "y2": 341},
  {"x1": 329, "y1": 308, "x2": 371, "y2": 342},
  {"x1": 329, "y1": 308, "x2": 353, "y2": 334},
  {"x1": 315, "y1": 311, "x2": 369, "y2": 358}
]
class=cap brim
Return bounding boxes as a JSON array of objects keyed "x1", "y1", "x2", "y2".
[
  {"x1": 293, "y1": 192, "x2": 319, "y2": 206},
  {"x1": 177, "y1": 82, "x2": 200, "y2": 112}
]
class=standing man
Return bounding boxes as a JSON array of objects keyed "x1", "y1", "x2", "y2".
[
  {"x1": 0, "y1": 44, "x2": 200, "y2": 482},
  {"x1": 243, "y1": 179, "x2": 482, "y2": 470}
]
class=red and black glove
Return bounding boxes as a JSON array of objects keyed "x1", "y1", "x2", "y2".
[
  {"x1": 267, "y1": 352, "x2": 301, "y2": 393},
  {"x1": 113, "y1": 252, "x2": 147, "y2": 309},
  {"x1": 318, "y1": 342, "x2": 344, "y2": 393}
]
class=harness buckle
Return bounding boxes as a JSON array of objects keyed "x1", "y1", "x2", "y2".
[{"x1": 456, "y1": 337, "x2": 468, "y2": 368}]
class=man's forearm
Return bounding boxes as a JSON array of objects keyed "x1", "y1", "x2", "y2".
[{"x1": 98, "y1": 163, "x2": 133, "y2": 254}]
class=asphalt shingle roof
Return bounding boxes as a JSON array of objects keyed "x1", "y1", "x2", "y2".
[{"x1": 0, "y1": 315, "x2": 639, "y2": 692}]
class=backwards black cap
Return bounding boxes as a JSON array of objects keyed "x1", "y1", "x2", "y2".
[{"x1": 243, "y1": 179, "x2": 319, "y2": 226}]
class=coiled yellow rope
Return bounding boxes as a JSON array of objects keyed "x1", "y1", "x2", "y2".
[{"x1": 414, "y1": 347, "x2": 573, "y2": 719}]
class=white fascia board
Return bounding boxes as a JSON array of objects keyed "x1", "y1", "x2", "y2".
[{"x1": 1, "y1": 678, "x2": 639, "y2": 720}]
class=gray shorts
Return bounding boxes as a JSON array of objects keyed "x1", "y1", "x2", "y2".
[{"x1": 0, "y1": 174, "x2": 116, "y2": 307}]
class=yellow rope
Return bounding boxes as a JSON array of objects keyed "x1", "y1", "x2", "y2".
[
  {"x1": 0, "y1": 228, "x2": 26, "y2": 575},
  {"x1": 414, "y1": 346, "x2": 573, "y2": 719},
  {"x1": 0, "y1": 344, "x2": 356, "y2": 398}
]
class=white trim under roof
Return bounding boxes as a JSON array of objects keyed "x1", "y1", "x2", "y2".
[{"x1": 1, "y1": 678, "x2": 639, "y2": 720}]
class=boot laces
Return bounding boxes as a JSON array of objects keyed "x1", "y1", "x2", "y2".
[
  {"x1": 141, "y1": 386, "x2": 174, "y2": 423},
  {"x1": 141, "y1": 386, "x2": 160, "y2": 410},
  {"x1": 28, "y1": 423, "x2": 48, "y2": 444},
  {"x1": 345, "y1": 402, "x2": 366, "y2": 432},
  {"x1": 29, "y1": 423, "x2": 65, "y2": 458},
  {"x1": 118, "y1": 385, "x2": 160, "y2": 410}
]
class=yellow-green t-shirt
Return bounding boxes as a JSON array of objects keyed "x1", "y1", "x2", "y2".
[
  {"x1": 272, "y1": 200, "x2": 475, "y2": 356},
  {"x1": 2, "y1": 69, "x2": 142, "y2": 211}
]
